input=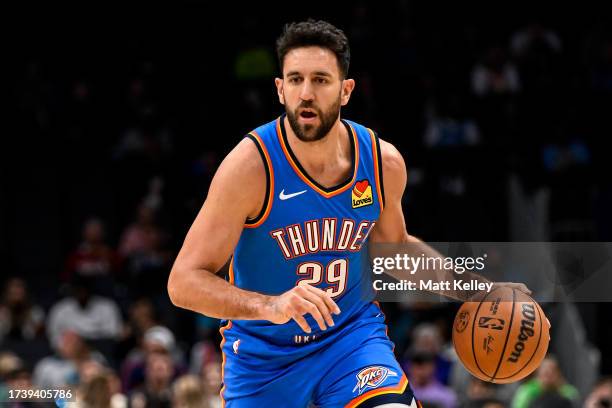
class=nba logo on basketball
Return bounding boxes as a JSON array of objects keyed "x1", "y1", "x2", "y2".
[
  {"x1": 352, "y1": 366, "x2": 398, "y2": 395},
  {"x1": 352, "y1": 179, "x2": 373, "y2": 208}
]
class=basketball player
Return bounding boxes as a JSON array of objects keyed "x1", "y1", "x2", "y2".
[{"x1": 168, "y1": 20, "x2": 528, "y2": 408}]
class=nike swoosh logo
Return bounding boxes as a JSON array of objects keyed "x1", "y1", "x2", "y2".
[{"x1": 279, "y1": 189, "x2": 307, "y2": 200}]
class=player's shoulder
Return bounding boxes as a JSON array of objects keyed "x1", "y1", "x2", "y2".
[
  {"x1": 212, "y1": 136, "x2": 267, "y2": 196},
  {"x1": 219, "y1": 117, "x2": 279, "y2": 174},
  {"x1": 205, "y1": 135, "x2": 269, "y2": 219},
  {"x1": 378, "y1": 138, "x2": 406, "y2": 181},
  {"x1": 224, "y1": 137, "x2": 266, "y2": 174}
]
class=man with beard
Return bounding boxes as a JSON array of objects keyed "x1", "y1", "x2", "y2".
[{"x1": 168, "y1": 20, "x2": 526, "y2": 408}]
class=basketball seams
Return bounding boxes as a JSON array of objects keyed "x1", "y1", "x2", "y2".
[
  {"x1": 494, "y1": 299, "x2": 544, "y2": 380},
  {"x1": 457, "y1": 288, "x2": 548, "y2": 383},
  {"x1": 490, "y1": 288, "x2": 516, "y2": 381},
  {"x1": 470, "y1": 287, "x2": 500, "y2": 379}
]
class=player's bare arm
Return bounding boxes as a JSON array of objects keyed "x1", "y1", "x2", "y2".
[
  {"x1": 369, "y1": 139, "x2": 530, "y2": 300},
  {"x1": 167, "y1": 138, "x2": 339, "y2": 334}
]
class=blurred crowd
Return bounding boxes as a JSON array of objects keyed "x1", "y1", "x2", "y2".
[
  {"x1": 4, "y1": 1, "x2": 612, "y2": 407},
  {"x1": 0, "y1": 266, "x2": 223, "y2": 408},
  {"x1": 1, "y1": 271, "x2": 611, "y2": 408}
]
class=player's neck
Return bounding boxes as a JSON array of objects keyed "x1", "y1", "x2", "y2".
[{"x1": 283, "y1": 116, "x2": 351, "y2": 180}]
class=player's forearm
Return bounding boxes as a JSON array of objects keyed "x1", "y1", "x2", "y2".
[
  {"x1": 386, "y1": 234, "x2": 490, "y2": 301},
  {"x1": 167, "y1": 267, "x2": 271, "y2": 320}
]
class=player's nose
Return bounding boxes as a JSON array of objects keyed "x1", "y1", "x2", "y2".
[{"x1": 299, "y1": 80, "x2": 315, "y2": 101}]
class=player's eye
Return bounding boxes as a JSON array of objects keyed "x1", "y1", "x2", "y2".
[
  {"x1": 288, "y1": 76, "x2": 302, "y2": 84},
  {"x1": 314, "y1": 77, "x2": 328, "y2": 84}
]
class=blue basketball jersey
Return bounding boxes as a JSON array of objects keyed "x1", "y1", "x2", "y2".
[
  {"x1": 226, "y1": 114, "x2": 385, "y2": 346},
  {"x1": 218, "y1": 116, "x2": 421, "y2": 407}
]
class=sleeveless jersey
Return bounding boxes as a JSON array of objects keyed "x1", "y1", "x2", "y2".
[{"x1": 227, "y1": 114, "x2": 385, "y2": 346}]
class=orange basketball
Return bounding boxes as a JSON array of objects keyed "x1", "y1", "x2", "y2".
[{"x1": 452, "y1": 286, "x2": 550, "y2": 384}]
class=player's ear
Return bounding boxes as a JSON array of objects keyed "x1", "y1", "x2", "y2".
[
  {"x1": 340, "y1": 78, "x2": 355, "y2": 106},
  {"x1": 275, "y1": 77, "x2": 285, "y2": 105}
]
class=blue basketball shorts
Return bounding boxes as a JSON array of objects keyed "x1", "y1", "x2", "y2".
[{"x1": 219, "y1": 303, "x2": 419, "y2": 407}]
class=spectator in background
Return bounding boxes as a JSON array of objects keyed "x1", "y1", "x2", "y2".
[
  {"x1": 121, "y1": 325, "x2": 184, "y2": 392},
  {"x1": 113, "y1": 114, "x2": 174, "y2": 162},
  {"x1": 129, "y1": 352, "x2": 174, "y2": 408},
  {"x1": 172, "y1": 374, "x2": 210, "y2": 408},
  {"x1": 77, "y1": 373, "x2": 114, "y2": 408},
  {"x1": 471, "y1": 45, "x2": 522, "y2": 149},
  {"x1": 542, "y1": 139, "x2": 591, "y2": 174},
  {"x1": 117, "y1": 298, "x2": 158, "y2": 362},
  {"x1": 189, "y1": 338, "x2": 219, "y2": 380},
  {"x1": 402, "y1": 323, "x2": 454, "y2": 385},
  {"x1": 0, "y1": 352, "x2": 23, "y2": 381},
  {"x1": 118, "y1": 201, "x2": 172, "y2": 297},
  {"x1": 407, "y1": 351, "x2": 458, "y2": 408},
  {"x1": 1, "y1": 360, "x2": 47, "y2": 408},
  {"x1": 424, "y1": 93, "x2": 481, "y2": 149},
  {"x1": 3, "y1": 367, "x2": 34, "y2": 406},
  {"x1": 460, "y1": 378, "x2": 502, "y2": 408},
  {"x1": 467, "y1": 400, "x2": 506, "y2": 408},
  {"x1": 78, "y1": 359, "x2": 109, "y2": 389},
  {"x1": 124, "y1": 225, "x2": 172, "y2": 297},
  {"x1": 46, "y1": 275, "x2": 122, "y2": 351},
  {"x1": 512, "y1": 356, "x2": 579, "y2": 408},
  {"x1": 128, "y1": 299, "x2": 157, "y2": 334},
  {"x1": 33, "y1": 330, "x2": 107, "y2": 388},
  {"x1": 510, "y1": 22, "x2": 563, "y2": 59},
  {"x1": 64, "y1": 218, "x2": 121, "y2": 282},
  {"x1": 75, "y1": 361, "x2": 127, "y2": 408},
  {"x1": 509, "y1": 21, "x2": 562, "y2": 94},
  {"x1": 143, "y1": 176, "x2": 165, "y2": 211},
  {"x1": 0, "y1": 278, "x2": 45, "y2": 341},
  {"x1": 471, "y1": 46, "x2": 521, "y2": 98},
  {"x1": 201, "y1": 358, "x2": 222, "y2": 408},
  {"x1": 0, "y1": 352, "x2": 24, "y2": 403},
  {"x1": 119, "y1": 203, "x2": 160, "y2": 257},
  {"x1": 528, "y1": 391, "x2": 573, "y2": 408},
  {"x1": 584, "y1": 377, "x2": 612, "y2": 408}
]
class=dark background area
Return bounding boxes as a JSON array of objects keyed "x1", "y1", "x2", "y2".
[
  {"x1": 2, "y1": 1, "x2": 612, "y2": 406},
  {"x1": 6, "y1": 1, "x2": 612, "y2": 276}
]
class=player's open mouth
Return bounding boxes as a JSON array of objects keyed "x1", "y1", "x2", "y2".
[{"x1": 299, "y1": 110, "x2": 318, "y2": 122}]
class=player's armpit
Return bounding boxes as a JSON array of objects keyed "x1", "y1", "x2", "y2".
[{"x1": 368, "y1": 139, "x2": 409, "y2": 244}]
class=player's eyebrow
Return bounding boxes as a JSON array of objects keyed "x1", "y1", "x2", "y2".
[{"x1": 285, "y1": 70, "x2": 333, "y2": 78}]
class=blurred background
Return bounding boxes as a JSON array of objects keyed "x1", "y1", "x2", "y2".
[{"x1": 2, "y1": 1, "x2": 612, "y2": 407}]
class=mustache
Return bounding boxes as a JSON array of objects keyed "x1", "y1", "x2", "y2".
[{"x1": 295, "y1": 102, "x2": 321, "y2": 114}]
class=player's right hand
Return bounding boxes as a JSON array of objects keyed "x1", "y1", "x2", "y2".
[{"x1": 264, "y1": 285, "x2": 341, "y2": 333}]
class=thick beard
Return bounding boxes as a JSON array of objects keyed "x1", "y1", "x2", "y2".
[{"x1": 286, "y1": 97, "x2": 341, "y2": 143}]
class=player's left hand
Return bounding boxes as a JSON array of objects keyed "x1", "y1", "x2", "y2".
[
  {"x1": 491, "y1": 282, "x2": 532, "y2": 295},
  {"x1": 490, "y1": 282, "x2": 550, "y2": 329}
]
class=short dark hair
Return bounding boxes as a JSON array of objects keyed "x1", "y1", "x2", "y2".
[{"x1": 276, "y1": 19, "x2": 350, "y2": 78}]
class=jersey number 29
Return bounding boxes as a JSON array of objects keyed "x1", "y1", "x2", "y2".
[{"x1": 296, "y1": 259, "x2": 348, "y2": 298}]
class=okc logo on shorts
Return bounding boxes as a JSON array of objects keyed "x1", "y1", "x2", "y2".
[{"x1": 352, "y1": 366, "x2": 398, "y2": 395}]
